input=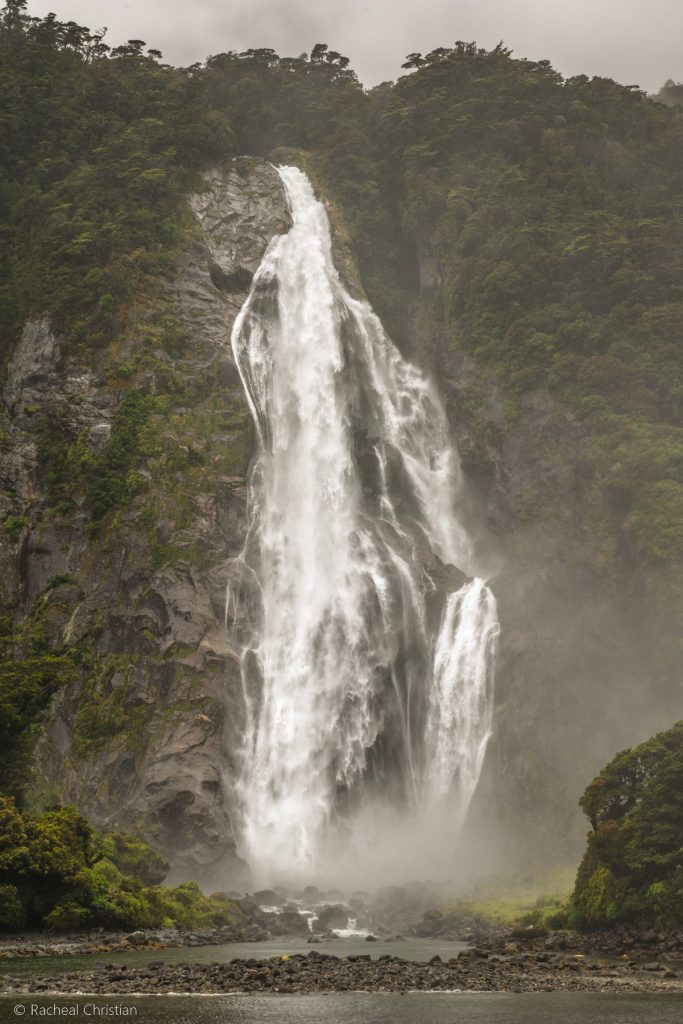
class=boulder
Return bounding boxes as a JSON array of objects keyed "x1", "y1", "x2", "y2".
[{"x1": 315, "y1": 904, "x2": 349, "y2": 931}]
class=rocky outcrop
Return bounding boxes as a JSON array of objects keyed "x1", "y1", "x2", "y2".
[
  {"x1": 4, "y1": 318, "x2": 61, "y2": 419},
  {"x1": 0, "y1": 158, "x2": 287, "y2": 888}
]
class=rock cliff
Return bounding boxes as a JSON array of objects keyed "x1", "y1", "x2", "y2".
[
  {"x1": 420, "y1": 290, "x2": 681, "y2": 865},
  {"x1": 3, "y1": 153, "x2": 678, "y2": 886},
  {"x1": 0, "y1": 158, "x2": 287, "y2": 888}
]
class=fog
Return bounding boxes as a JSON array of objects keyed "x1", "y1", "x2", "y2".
[
  {"x1": 239, "y1": 800, "x2": 504, "y2": 893},
  {"x1": 27, "y1": 0, "x2": 682, "y2": 92}
]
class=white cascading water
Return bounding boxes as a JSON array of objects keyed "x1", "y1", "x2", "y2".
[{"x1": 228, "y1": 166, "x2": 499, "y2": 885}]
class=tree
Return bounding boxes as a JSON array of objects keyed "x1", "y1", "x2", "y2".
[
  {"x1": 402, "y1": 52, "x2": 425, "y2": 69},
  {"x1": 572, "y1": 722, "x2": 683, "y2": 928},
  {"x1": 310, "y1": 42, "x2": 328, "y2": 62}
]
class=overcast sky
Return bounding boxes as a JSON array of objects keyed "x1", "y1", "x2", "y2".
[{"x1": 26, "y1": 0, "x2": 682, "y2": 93}]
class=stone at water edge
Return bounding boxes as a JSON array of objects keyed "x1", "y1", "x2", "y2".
[{"x1": 315, "y1": 904, "x2": 350, "y2": 930}]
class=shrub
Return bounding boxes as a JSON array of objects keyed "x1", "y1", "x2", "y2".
[
  {"x1": 2, "y1": 515, "x2": 28, "y2": 540},
  {"x1": 0, "y1": 884, "x2": 25, "y2": 930},
  {"x1": 92, "y1": 832, "x2": 169, "y2": 886},
  {"x1": 0, "y1": 797, "x2": 237, "y2": 931}
]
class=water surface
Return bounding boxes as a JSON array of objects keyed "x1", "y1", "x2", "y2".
[
  {"x1": 0, "y1": 936, "x2": 466, "y2": 979},
  {"x1": 1, "y1": 993, "x2": 683, "y2": 1024}
]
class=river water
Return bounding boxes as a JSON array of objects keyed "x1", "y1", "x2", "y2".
[
  {"x1": 1, "y1": 992, "x2": 682, "y2": 1023},
  {"x1": 0, "y1": 937, "x2": 466, "y2": 980}
]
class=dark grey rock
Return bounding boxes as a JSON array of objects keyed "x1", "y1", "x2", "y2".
[{"x1": 315, "y1": 905, "x2": 349, "y2": 931}]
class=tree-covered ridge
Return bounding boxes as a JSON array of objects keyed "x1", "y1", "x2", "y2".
[
  {"x1": 5, "y1": 5, "x2": 681, "y2": 448},
  {"x1": 571, "y1": 722, "x2": 683, "y2": 929},
  {"x1": 381, "y1": 43, "x2": 683, "y2": 409},
  {"x1": 372, "y1": 46, "x2": 683, "y2": 589},
  {"x1": 362, "y1": 43, "x2": 683, "y2": 695},
  {"x1": 200, "y1": 41, "x2": 683, "y2": 402},
  {"x1": 0, "y1": 0, "x2": 234, "y2": 354}
]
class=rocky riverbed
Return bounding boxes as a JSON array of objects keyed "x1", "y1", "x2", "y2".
[
  {"x1": 2, "y1": 946, "x2": 682, "y2": 996},
  {"x1": 5, "y1": 917, "x2": 683, "y2": 963},
  {"x1": 0, "y1": 927, "x2": 253, "y2": 960}
]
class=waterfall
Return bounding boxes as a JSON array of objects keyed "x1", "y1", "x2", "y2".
[{"x1": 228, "y1": 166, "x2": 499, "y2": 885}]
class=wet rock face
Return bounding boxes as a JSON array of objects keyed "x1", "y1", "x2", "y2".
[
  {"x1": 4, "y1": 318, "x2": 61, "y2": 419},
  {"x1": 189, "y1": 158, "x2": 289, "y2": 276},
  {"x1": 0, "y1": 159, "x2": 287, "y2": 889},
  {"x1": 315, "y1": 905, "x2": 350, "y2": 931},
  {"x1": 419, "y1": 279, "x2": 683, "y2": 866}
]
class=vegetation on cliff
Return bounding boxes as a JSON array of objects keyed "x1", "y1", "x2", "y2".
[
  {"x1": 4, "y1": 1, "x2": 681, "y2": 555},
  {"x1": 4, "y1": 6, "x2": 682, "y2": 572},
  {"x1": 0, "y1": 796, "x2": 239, "y2": 931},
  {"x1": 372, "y1": 46, "x2": 683, "y2": 618},
  {"x1": 0, "y1": 0, "x2": 233, "y2": 356},
  {"x1": 571, "y1": 722, "x2": 683, "y2": 929},
  {"x1": 0, "y1": 610, "x2": 79, "y2": 804}
]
